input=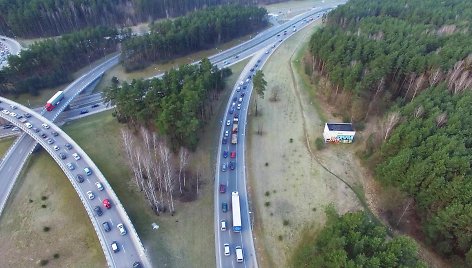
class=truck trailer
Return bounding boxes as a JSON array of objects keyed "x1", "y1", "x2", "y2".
[{"x1": 45, "y1": 91, "x2": 64, "y2": 111}]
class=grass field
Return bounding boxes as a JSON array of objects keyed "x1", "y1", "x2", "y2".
[
  {"x1": 0, "y1": 151, "x2": 105, "y2": 268},
  {"x1": 246, "y1": 18, "x2": 361, "y2": 267},
  {"x1": 0, "y1": 136, "x2": 15, "y2": 156}
]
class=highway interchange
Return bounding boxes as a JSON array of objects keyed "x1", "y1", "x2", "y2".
[{"x1": 0, "y1": 2, "x2": 342, "y2": 267}]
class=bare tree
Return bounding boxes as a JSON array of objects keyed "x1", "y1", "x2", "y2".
[
  {"x1": 257, "y1": 124, "x2": 263, "y2": 135},
  {"x1": 414, "y1": 105, "x2": 425, "y2": 118},
  {"x1": 178, "y1": 147, "x2": 189, "y2": 192},
  {"x1": 383, "y1": 112, "x2": 401, "y2": 141},
  {"x1": 269, "y1": 85, "x2": 281, "y2": 102},
  {"x1": 159, "y1": 142, "x2": 175, "y2": 213},
  {"x1": 436, "y1": 112, "x2": 448, "y2": 127}
]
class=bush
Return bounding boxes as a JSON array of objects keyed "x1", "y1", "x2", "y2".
[
  {"x1": 39, "y1": 259, "x2": 49, "y2": 266},
  {"x1": 315, "y1": 137, "x2": 325, "y2": 150},
  {"x1": 265, "y1": 191, "x2": 270, "y2": 196},
  {"x1": 43, "y1": 226, "x2": 50, "y2": 232},
  {"x1": 265, "y1": 202, "x2": 271, "y2": 207},
  {"x1": 283, "y1": 219, "x2": 290, "y2": 226},
  {"x1": 53, "y1": 253, "x2": 60, "y2": 259}
]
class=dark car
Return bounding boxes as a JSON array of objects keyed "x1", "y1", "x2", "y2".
[
  {"x1": 65, "y1": 143, "x2": 72, "y2": 150},
  {"x1": 76, "y1": 174, "x2": 84, "y2": 183},
  {"x1": 59, "y1": 153, "x2": 67, "y2": 160},
  {"x1": 229, "y1": 161, "x2": 235, "y2": 170},
  {"x1": 232, "y1": 96, "x2": 237, "y2": 102},
  {"x1": 219, "y1": 184, "x2": 226, "y2": 193},
  {"x1": 24, "y1": 113, "x2": 31, "y2": 118},
  {"x1": 80, "y1": 109, "x2": 89, "y2": 114},
  {"x1": 91, "y1": 104, "x2": 99, "y2": 108},
  {"x1": 40, "y1": 133, "x2": 47, "y2": 138},
  {"x1": 243, "y1": 85, "x2": 247, "y2": 90},
  {"x1": 241, "y1": 93, "x2": 246, "y2": 97},
  {"x1": 102, "y1": 221, "x2": 111, "y2": 232},
  {"x1": 94, "y1": 206, "x2": 103, "y2": 216},
  {"x1": 32, "y1": 127, "x2": 40, "y2": 133},
  {"x1": 222, "y1": 136, "x2": 228, "y2": 145},
  {"x1": 234, "y1": 112, "x2": 239, "y2": 119},
  {"x1": 51, "y1": 131, "x2": 58, "y2": 137},
  {"x1": 132, "y1": 262, "x2": 142, "y2": 268},
  {"x1": 223, "y1": 151, "x2": 228, "y2": 158},
  {"x1": 3, "y1": 124, "x2": 12, "y2": 129},
  {"x1": 222, "y1": 202, "x2": 228, "y2": 213}
]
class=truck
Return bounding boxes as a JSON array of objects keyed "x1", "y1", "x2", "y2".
[
  {"x1": 45, "y1": 91, "x2": 64, "y2": 111},
  {"x1": 232, "y1": 117, "x2": 239, "y2": 133},
  {"x1": 232, "y1": 191, "x2": 242, "y2": 232},
  {"x1": 231, "y1": 133, "x2": 237, "y2": 145}
]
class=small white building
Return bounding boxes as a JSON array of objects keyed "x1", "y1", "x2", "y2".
[{"x1": 323, "y1": 123, "x2": 355, "y2": 143}]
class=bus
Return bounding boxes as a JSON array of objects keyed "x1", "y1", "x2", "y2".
[{"x1": 232, "y1": 191, "x2": 242, "y2": 232}]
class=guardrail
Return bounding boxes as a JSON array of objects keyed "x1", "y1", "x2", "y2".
[{"x1": 0, "y1": 97, "x2": 151, "y2": 267}]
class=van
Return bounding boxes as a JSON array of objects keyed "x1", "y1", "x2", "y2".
[
  {"x1": 221, "y1": 220, "x2": 227, "y2": 231},
  {"x1": 235, "y1": 246, "x2": 243, "y2": 262},
  {"x1": 84, "y1": 167, "x2": 92, "y2": 176},
  {"x1": 24, "y1": 122, "x2": 32, "y2": 128}
]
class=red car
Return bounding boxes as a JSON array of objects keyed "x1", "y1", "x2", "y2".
[
  {"x1": 219, "y1": 184, "x2": 226, "y2": 193},
  {"x1": 103, "y1": 199, "x2": 112, "y2": 209},
  {"x1": 230, "y1": 152, "x2": 236, "y2": 158}
]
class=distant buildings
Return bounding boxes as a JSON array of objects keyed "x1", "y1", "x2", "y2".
[{"x1": 323, "y1": 123, "x2": 355, "y2": 143}]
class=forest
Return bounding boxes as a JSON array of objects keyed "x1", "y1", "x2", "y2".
[
  {"x1": 0, "y1": 0, "x2": 282, "y2": 37},
  {"x1": 304, "y1": 0, "x2": 472, "y2": 264},
  {"x1": 104, "y1": 58, "x2": 230, "y2": 150},
  {"x1": 290, "y1": 208, "x2": 425, "y2": 268},
  {"x1": 0, "y1": 26, "x2": 119, "y2": 96},
  {"x1": 121, "y1": 5, "x2": 268, "y2": 71}
]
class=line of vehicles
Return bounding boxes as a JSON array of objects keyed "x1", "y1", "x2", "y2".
[{"x1": 1, "y1": 99, "x2": 142, "y2": 267}]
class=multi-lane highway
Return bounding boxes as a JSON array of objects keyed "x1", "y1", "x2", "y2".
[
  {"x1": 0, "y1": 98, "x2": 149, "y2": 267},
  {"x1": 214, "y1": 7, "x2": 337, "y2": 267}
]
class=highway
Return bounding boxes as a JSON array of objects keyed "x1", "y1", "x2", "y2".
[{"x1": 213, "y1": 5, "x2": 341, "y2": 267}]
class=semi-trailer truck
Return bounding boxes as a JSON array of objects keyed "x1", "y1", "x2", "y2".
[
  {"x1": 45, "y1": 91, "x2": 64, "y2": 111},
  {"x1": 231, "y1": 133, "x2": 237, "y2": 145},
  {"x1": 232, "y1": 117, "x2": 239, "y2": 133}
]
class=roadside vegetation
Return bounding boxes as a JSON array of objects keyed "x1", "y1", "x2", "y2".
[
  {"x1": 121, "y1": 5, "x2": 268, "y2": 71},
  {"x1": 303, "y1": 0, "x2": 472, "y2": 265},
  {"x1": 291, "y1": 207, "x2": 425, "y2": 268},
  {"x1": 0, "y1": 136, "x2": 15, "y2": 156}
]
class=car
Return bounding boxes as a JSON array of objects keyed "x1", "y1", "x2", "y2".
[
  {"x1": 224, "y1": 243, "x2": 230, "y2": 256},
  {"x1": 76, "y1": 174, "x2": 84, "y2": 183},
  {"x1": 284, "y1": 31, "x2": 287, "y2": 35},
  {"x1": 242, "y1": 85, "x2": 247, "y2": 90},
  {"x1": 103, "y1": 199, "x2": 112, "y2": 209},
  {"x1": 132, "y1": 262, "x2": 142, "y2": 268},
  {"x1": 239, "y1": 81, "x2": 244, "y2": 86},
  {"x1": 234, "y1": 112, "x2": 239, "y2": 119},
  {"x1": 272, "y1": 44, "x2": 276, "y2": 48},
  {"x1": 16, "y1": 114, "x2": 23, "y2": 119},
  {"x1": 24, "y1": 122, "x2": 32, "y2": 128},
  {"x1": 94, "y1": 206, "x2": 103, "y2": 216},
  {"x1": 223, "y1": 60, "x2": 228, "y2": 65},
  {"x1": 257, "y1": 59, "x2": 261, "y2": 63},
  {"x1": 237, "y1": 103, "x2": 241, "y2": 110},
  {"x1": 236, "y1": 86, "x2": 241, "y2": 92},
  {"x1": 102, "y1": 221, "x2": 111, "y2": 232},
  {"x1": 235, "y1": 246, "x2": 244, "y2": 262},
  {"x1": 2, "y1": 124, "x2": 12, "y2": 129},
  {"x1": 241, "y1": 93, "x2": 245, "y2": 97},
  {"x1": 66, "y1": 162, "x2": 75, "y2": 170},
  {"x1": 222, "y1": 202, "x2": 228, "y2": 212},
  {"x1": 250, "y1": 68, "x2": 254, "y2": 72},
  {"x1": 219, "y1": 184, "x2": 226, "y2": 193},
  {"x1": 24, "y1": 113, "x2": 31, "y2": 118},
  {"x1": 96, "y1": 182, "x2": 104, "y2": 191},
  {"x1": 53, "y1": 145, "x2": 60, "y2": 151},
  {"x1": 232, "y1": 96, "x2": 237, "y2": 102},
  {"x1": 1, "y1": 109, "x2": 9, "y2": 115},
  {"x1": 228, "y1": 107, "x2": 234, "y2": 114},
  {"x1": 10, "y1": 105, "x2": 17, "y2": 110},
  {"x1": 80, "y1": 109, "x2": 89, "y2": 114},
  {"x1": 65, "y1": 143, "x2": 72, "y2": 150},
  {"x1": 230, "y1": 152, "x2": 236, "y2": 158},
  {"x1": 72, "y1": 153, "x2": 81, "y2": 160},
  {"x1": 111, "y1": 241, "x2": 119, "y2": 253},
  {"x1": 279, "y1": 39, "x2": 283, "y2": 42},
  {"x1": 91, "y1": 104, "x2": 99, "y2": 108},
  {"x1": 223, "y1": 151, "x2": 228, "y2": 158},
  {"x1": 9, "y1": 112, "x2": 17, "y2": 117},
  {"x1": 265, "y1": 50, "x2": 269, "y2": 54},
  {"x1": 59, "y1": 153, "x2": 67, "y2": 159},
  {"x1": 32, "y1": 127, "x2": 39, "y2": 133},
  {"x1": 41, "y1": 123, "x2": 50, "y2": 129},
  {"x1": 221, "y1": 163, "x2": 227, "y2": 172},
  {"x1": 87, "y1": 191, "x2": 95, "y2": 200},
  {"x1": 117, "y1": 223, "x2": 127, "y2": 235},
  {"x1": 51, "y1": 131, "x2": 58, "y2": 136},
  {"x1": 238, "y1": 97, "x2": 243, "y2": 103},
  {"x1": 221, "y1": 220, "x2": 227, "y2": 231},
  {"x1": 222, "y1": 136, "x2": 228, "y2": 145},
  {"x1": 226, "y1": 120, "x2": 231, "y2": 126},
  {"x1": 277, "y1": 34, "x2": 280, "y2": 37},
  {"x1": 229, "y1": 161, "x2": 235, "y2": 170},
  {"x1": 84, "y1": 167, "x2": 92, "y2": 175},
  {"x1": 293, "y1": 28, "x2": 296, "y2": 32},
  {"x1": 40, "y1": 133, "x2": 47, "y2": 138},
  {"x1": 12, "y1": 127, "x2": 19, "y2": 131},
  {"x1": 224, "y1": 130, "x2": 229, "y2": 137},
  {"x1": 47, "y1": 138, "x2": 54, "y2": 144}
]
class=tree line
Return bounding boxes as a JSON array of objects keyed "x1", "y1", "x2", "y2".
[
  {"x1": 305, "y1": 0, "x2": 472, "y2": 122},
  {"x1": 104, "y1": 58, "x2": 231, "y2": 150},
  {"x1": 0, "y1": 0, "x2": 283, "y2": 38},
  {"x1": 303, "y1": 0, "x2": 472, "y2": 264},
  {"x1": 290, "y1": 207, "x2": 425, "y2": 268},
  {"x1": 0, "y1": 26, "x2": 119, "y2": 96},
  {"x1": 121, "y1": 5, "x2": 268, "y2": 71}
]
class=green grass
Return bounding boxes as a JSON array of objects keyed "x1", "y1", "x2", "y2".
[{"x1": 0, "y1": 136, "x2": 15, "y2": 156}]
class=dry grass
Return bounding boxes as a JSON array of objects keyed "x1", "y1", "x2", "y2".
[
  {"x1": 263, "y1": 0, "x2": 341, "y2": 21},
  {"x1": 0, "y1": 136, "x2": 15, "y2": 156},
  {"x1": 246, "y1": 19, "x2": 361, "y2": 267},
  {"x1": 0, "y1": 151, "x2": 105, "y2": 268}
]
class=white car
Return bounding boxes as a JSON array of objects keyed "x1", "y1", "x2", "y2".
[
  {"x1": 221, "y1": 220, "x2": 227, "y2": 231},
  {"x1": 95, "y1": 182, "x2": 104, "y2": 191},
  {"x1": 1, "y1": 109, "x2": 9, "y2": 115},
  {"x1": 72, "y1": 153, "x2": 81, "y2": 160},
  {"x1": 224, "y1": 244, "x2": 230, "y2": 256},
  {"x1": 237, "y1": 103, "x2": 241, "y2": 110},
  {"x1": 86, "y1": 191, "x2": 95, "y2": 200},
  {"x1": 53, "y1": 145, "x2": 59, "y2": 151},
  {"x1": 9, "y1": 112, "x2": 17, "y2": 117},
  {"x1": 117, "y1": 223, "x2": 127, "y2": 235},
  {"x1": 10, "y1": 105, "x2": 17, "y2": 110},
  {"x1": 224, "y1": 130, "x2": 229, "y2": 137},
  {"x1": 66, "y1": 163, "x2": 75, "y2": 170},
  {"x1": 41, "y1": 123, "x2": 50, "y2": 129},
  {"x1": 24, "y1": 122, "x2": 32, "y2": 128},
  {"x1": 12, "y1": 127, "x2": 19, "y2": 132},
  {"x1": 226, "y1": 120, "x2": 231, "y2": 126}
]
